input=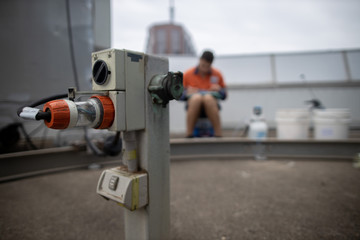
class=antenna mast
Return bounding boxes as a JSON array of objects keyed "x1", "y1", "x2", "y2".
[{"x1": 170, "y1": 0, "x2": 175, "y2": 23}]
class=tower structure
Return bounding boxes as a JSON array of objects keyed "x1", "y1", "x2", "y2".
[{"x1": 145, "y1": 0, "x2": 196, "y2": 55}]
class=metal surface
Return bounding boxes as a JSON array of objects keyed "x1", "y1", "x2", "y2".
[
  {"x1": 170, "y1": 138, "x2": 360, "y2": 161},
  {"x1": 226, "y1": 81, "x2": 360, "y2": 90},
  {"x1": 0, "y1": 146, "x2": 120, "y2": 182},
  {"x1": 1, "y1": 138, "x2": 359, "y2": 183},
  {"x1": 124, "y1": 54, "x2": 171, "y2": 240},
  {"x1": 0, "y1": 0, "x2": 94, "y2": 130},
  {"x1": 168, "y1": 49, "x2": 360, "y2": 86}
]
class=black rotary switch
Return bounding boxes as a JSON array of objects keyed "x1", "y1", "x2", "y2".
[{"x1": 92, "y1": 60, "x2": 110, "y2": 85}]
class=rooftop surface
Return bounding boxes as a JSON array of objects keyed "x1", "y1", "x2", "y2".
[{"x1": 1, "y1": 159, "x2": 360, "y2": 240}]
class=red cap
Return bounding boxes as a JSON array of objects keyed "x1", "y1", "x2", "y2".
[
  {"x1": 91, "y1": 96, "x2": 115, "y2": 129},
  {"x1": 43, "y1": 100, "x2": 70, "y2": 129}
]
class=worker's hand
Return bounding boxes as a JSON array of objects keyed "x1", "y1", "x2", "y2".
[
  {"x1": 210, "y1": 84, "x2": 221, "y2": 92},
  {"x1": 187, "y1": 86, "x2": 199, "y2": 95}
]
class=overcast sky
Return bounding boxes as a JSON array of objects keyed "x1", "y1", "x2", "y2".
[{"x1": 111, "y1": 0, "x2": 360, "y2": 56}]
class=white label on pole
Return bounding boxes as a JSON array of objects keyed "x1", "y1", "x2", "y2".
[{"x1": 19, "y1": 107, "x2": 40, "y2": 120}]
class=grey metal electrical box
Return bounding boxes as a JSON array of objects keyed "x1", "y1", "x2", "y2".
[
  {"x1": 97, "y1": 167, "x2": 148, "y2": 211},
  {"x1": 91, "y1": 49, "x2": 145, "y2": 131}
]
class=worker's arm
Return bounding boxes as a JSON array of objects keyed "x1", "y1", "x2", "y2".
[
  {"x1": 209, "y1": 88, "x2": 227, "y2": 100},
  {"x1": 209, "y1": 71, "x2": 227, "y2": 100}
]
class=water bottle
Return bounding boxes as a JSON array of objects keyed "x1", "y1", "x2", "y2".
[{"x1": 248, "y1": 106, "x2": 268, "y2": 160}]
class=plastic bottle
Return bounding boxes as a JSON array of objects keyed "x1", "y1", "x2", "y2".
[
  {"x1": 248, "y1": 106, "x2": 268, "y2": 140},
  {"x1": 248, "y1": 106, "x2": 268, "y2": 160}
]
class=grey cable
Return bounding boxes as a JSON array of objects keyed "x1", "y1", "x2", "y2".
[{"x1": 65, "y1": 0, "x2": 80, "y2": 90}]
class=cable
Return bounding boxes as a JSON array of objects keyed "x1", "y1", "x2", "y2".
[
  {"x1": 13, "y1": 1, "x2": 82, "y2": 151},
  {"x1": 84, "y1": 127, "x2": 122, "y2": 157},
  {"x1": 112, "y1": 131, "x2": 121, "y2": 145},
  {"x1": 17, "y1": 93, "x2": 68, "y2": 117},
  {"x1": 103, "y1": 131, "x2": 122, "y2": 156},
  {"x1": 29, "y1": 93, "x2": 67, "y2": 108},
  {"x1": 17, "y1": 5, "x2": 81, "y2": 143},
  {"x1": 65, "y1": 0, "x2": 80, "y2": 90},
  {"x1": 15, "y1": 93, "x2": 68, "y2": 150},
  {"x1": 84, "y1": 127, "x2": 106, "y2": 157}
]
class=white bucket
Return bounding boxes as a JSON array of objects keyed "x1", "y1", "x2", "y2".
[
  {"x1": 275, "y1": 109, "x2": 310, "y2": 140},
  {"x1": 313, "y1": 109, "x2": 351, "y2": 140}
]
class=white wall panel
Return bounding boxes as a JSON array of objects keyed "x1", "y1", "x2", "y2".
[
  {"x1": 275, "y1": 52, "x2": 347, "y2": 83},
  {"x1": 347, "y1": 50, "x2": 360, "y2": 81}
]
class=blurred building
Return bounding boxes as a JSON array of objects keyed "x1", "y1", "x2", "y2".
[
  {"x1": 146, "y1": 23, "x2": 196, "y2": 55},
  {"x1": 145, "y1": 1, "x2": 195, "y2": 55}
]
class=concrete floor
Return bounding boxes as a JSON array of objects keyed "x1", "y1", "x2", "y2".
[{"x1": 1, "y1": 159, "x2": 360, "y2": 240}]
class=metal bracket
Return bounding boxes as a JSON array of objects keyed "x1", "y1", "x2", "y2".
[
  {"x1": 68, "y1": 87, "x2": 109, "y2": 101},
  {"x1": 148, "y1": 72, "x2": 183, "y2": 107}
]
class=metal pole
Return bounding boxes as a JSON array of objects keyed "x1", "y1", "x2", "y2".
[
  {"x1": 270, "y1": 54, "x2": 277, "y2": 86},
  {"x1": 124, "y1": 55, "x2": 170, "y2": 240},
  {"x1": 342, "y1": 50, "x2": 352, "y2": 82}
]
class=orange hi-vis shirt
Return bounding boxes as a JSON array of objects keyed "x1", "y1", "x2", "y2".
[{"x1": 183, "y1": 67, "x2": 226, "y2": 90}]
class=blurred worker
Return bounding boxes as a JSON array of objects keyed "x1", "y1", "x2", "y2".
[{"x1": 183, "y1": 50, "x2": 227, "y2": 137}]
